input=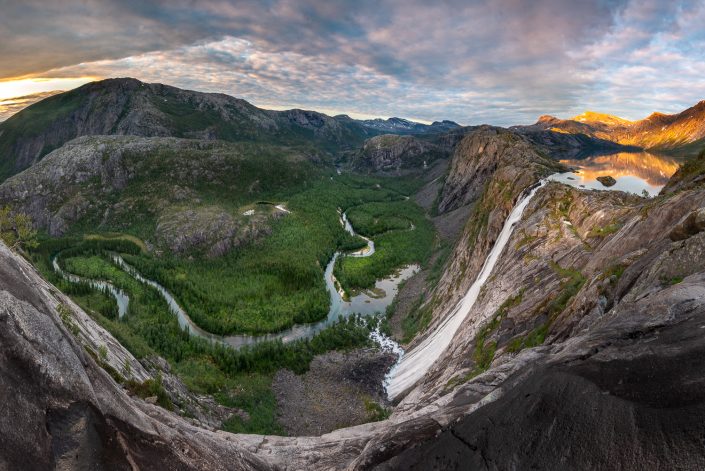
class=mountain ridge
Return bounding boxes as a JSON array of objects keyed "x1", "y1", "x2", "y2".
[
  {"x1": 515, "y1": 100, "x2": 705, "y2": 154},
  {"x1": 0, "y1": 78, "x2": 459, "y2": 182}
]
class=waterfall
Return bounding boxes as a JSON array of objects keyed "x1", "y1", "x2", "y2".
[{"x1": 385, "y1": 180, "x2": 547, "y2": 400}]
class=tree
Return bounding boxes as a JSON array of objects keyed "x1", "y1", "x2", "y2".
[{"x1": 0, "y1": 206, "x2": 38, "y2": 251}]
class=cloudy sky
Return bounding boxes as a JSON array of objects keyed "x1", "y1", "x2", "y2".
[{"x1": 1, "y1": 0, "x2": 704, "y2": 125}]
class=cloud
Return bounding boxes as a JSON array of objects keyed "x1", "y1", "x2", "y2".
[
  {"x1": 0, "y1": 91, "x2": 63, "y2": 121},
  {"x1": 2, "y1": 0, "x2": 704, "y2": 125}
]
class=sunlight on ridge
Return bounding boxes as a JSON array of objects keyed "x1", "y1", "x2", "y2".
[{"x1": 0, "y1": 77, "x2": 97, "y2": 100}]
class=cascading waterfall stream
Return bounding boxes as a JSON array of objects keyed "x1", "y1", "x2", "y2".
[{"x1": 385, "y1": 180, "x2": 547, "y2": 400}]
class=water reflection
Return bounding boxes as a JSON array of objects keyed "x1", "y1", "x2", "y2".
[{"x1": 550, "y1": 152, "x2": 680, "y2": 196}]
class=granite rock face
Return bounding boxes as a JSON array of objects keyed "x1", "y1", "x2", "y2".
[
  {"x1": 371, "y1": 276, "x2": 705, "y2": 470},
  {"x1": 437, "y1": 126, "x2": 562, "y2": 213},
  {"x1": 352, "y1": 134, "x2": 449, "y2": 173},
  {"x1": 669, "y1": 207, "x2": 705, "y2": 241},
  {"x1": 597, "y1": 175, "x2": 617, "y2": 186},
  {"x1": 2, "y1": 123, "x2": 705, "y2": 469},
  {"x1": 0, "y1": 242, "x2": 272, "y2": 471}
]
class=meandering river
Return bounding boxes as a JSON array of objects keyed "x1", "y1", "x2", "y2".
[
  {"x1": 54, "y1": 210, "x2": 417, "y2": 350},
  {"x1": 53, "y1": 151, "x2": 680, "y2": 399},
  {"x1": 52, "y1": 257, "x2": 130, "y2": 318}
]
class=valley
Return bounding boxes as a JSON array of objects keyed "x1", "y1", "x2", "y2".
[
  {"x1": 1, "y1": 78, "x2": 704, "y2": 469},
  {"x1": 24, "y1": 166, "x2": 436, "y2": 434}
]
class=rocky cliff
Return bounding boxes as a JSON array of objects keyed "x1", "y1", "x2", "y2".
[
  {"x1": 361, "y1": 172, "x2": 705, "y2": 467},
  {"x1": 0, "y1": 241, "x2": 274, "y2": 470},
  {"x1": 351, "y1": 134, "x2": 450, "y2": 173},
  {"x1": 2, "y1": 126, "x2": 705, "y2": 469}
]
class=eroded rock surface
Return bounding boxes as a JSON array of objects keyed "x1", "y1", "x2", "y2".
[
  {"x1": 353, "y1": 134, "x2": 448, "y2": 173},
  {"x1": 0, "y1": 242, "x2": 272, "y2": 470},
  {"x1": 2, "y1": 124, "x2": 705, "y2": 470}
]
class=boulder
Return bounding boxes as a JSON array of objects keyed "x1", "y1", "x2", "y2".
[
  {"x1": 597, "y1": 175, "x2": 617, "y2": 187},
  {"x1": 670, "y1": 207, "x2": 705, "y2": 241}
]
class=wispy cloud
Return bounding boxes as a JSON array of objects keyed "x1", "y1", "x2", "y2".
[
  {"x1": 1, "y1": 0, "x2": 704, "y2": 125},
  {"x1": 0, "y1": 91, "x2": 63, "y2": 121}
]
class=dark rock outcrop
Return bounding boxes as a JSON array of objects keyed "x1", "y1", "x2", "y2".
[
  {"x1": 352, "y1": 134, "x2": 449, "y2": 173},
  {"x1": 155, "y1": 206, "x2": 274, "y2": 258},
  {"x1": 272, "y1": 349, "x2": 395, "y2": 436},
  {"x1": 670, "y1": 207, "x2": 705, "y2": 241},
  {"x1": 597, "y1": 175, "x2": 617, "y2": 187}
]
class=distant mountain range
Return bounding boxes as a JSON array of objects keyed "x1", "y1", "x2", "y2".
[
  {"x1": 0, "y1": 78, "x2": 458, "y2": 181},
  {"x1": 353, "y1": 116, "x2": 460, "y2": 134},
  {"x1": 513, "y1": 101, "x2": 705, "y2": 155},
  {"x1": 1, "y1": 77, "x2": 704, "y2": 183}
]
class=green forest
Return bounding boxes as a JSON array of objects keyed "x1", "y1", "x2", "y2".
[{"x1": 27, "y1": 169, "x2": 437, "y2": 434}]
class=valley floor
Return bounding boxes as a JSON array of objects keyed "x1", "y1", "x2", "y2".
[{"x1": 24, "y1": 169, "x2": 442, "y2": 436}]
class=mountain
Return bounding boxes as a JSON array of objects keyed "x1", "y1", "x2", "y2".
[
  {"x1": 3, "y1": 132, "x2": 705, "y2": 468},
  {"x1": 4, "y1": 76, "x2": 705, "y2": 468},
  {"x1": 0, "y1": 78, "x2": 376, "y2": 182},
  {"x1": 0, "y1": 135, "x2": 318, "y2": 240},
  {"x1": 572, "y1": 110, "x2": 633, "y2": 127},
  {"x1": 354, "y1": 116, "x2": 460, "y2": 134},
  {"x1": 514, "y1": 100, "x2": 705, "y2": 155},
  {"x1": 0, "y1": 78, "x2": 460, "y2": 182}
]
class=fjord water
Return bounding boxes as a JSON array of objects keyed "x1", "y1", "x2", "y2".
[
  {"x1": 550, "y1": 151, "x2": 679, "y2": 196},
  {"x1": 385, "y1": 181, "x2": 548, "y2": 400},
  {"x1": 385, "y1": 151, "x2": 679, "y2": 400}
]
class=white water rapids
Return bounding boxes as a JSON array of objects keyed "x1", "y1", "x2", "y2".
[{"x1": 385, "y1": 180, "x2": 547, "y2": 400}]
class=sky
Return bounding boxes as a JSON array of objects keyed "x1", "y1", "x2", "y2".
[{"x1": 1, "y1": 0, "x2": 704, "y2": 126}]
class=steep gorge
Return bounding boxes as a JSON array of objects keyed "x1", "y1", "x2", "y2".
[{"x1": 2, "y1": 122, "x2": 705, "y2": 469}]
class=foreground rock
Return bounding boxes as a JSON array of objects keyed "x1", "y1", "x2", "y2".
[
  {"x1": 370, "y1": 276, "x2": 705, "y2": 469},
  {"x1": 272, "y1": 349, "x2": 395, "y2": 436},
  {"x1": 0, "y1": 242, "x2": 271, "y2": 470}
]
